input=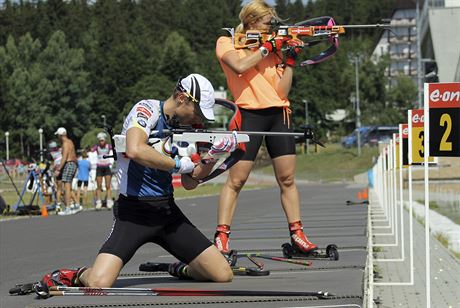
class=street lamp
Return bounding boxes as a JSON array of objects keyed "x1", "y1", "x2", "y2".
[
  {"x1": 349, "y1": 54, "x2": 362, "y2": 156},
  {"x1": 38, "y1": 128, "x2": 44, "y2": 162},
  {"x1": 5, "y1": 131, "x2": 9, "y2": 161},
  {"x1": 302, "y1": 99, "x2": 309, "y2": 155},
  {"x1": 101, "y1": 114, "x2": 107, "y2": 127}
]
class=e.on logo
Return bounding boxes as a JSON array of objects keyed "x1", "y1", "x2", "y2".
[
  {"x1": 412, "y1": 114, "x2": 424, "y2": 124},
  {"x1": 403, "y1": 127, "x2": 409, "y2": 136},
  {"x1": 429, "y1": 89, "x2": 460, "y2": 103}
]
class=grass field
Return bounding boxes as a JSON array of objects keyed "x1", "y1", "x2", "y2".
[
  {"x1": 259, "y1": 143, "x2": 379, "y2": 182},
  {"x1": 0, "y1": 182, "x2": 267, "y2": 215}
]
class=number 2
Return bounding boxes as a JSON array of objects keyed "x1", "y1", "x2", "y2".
[{"x1": 439, "y1": 113, "x2": 452, "y2": 151}]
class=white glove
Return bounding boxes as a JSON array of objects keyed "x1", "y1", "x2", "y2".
[
  {"x1": 208, "y1": 131, "x2": 238, "y2": 157},
  {"x1": 172, "y1": 156, "x2": 195, "y2": 174}
]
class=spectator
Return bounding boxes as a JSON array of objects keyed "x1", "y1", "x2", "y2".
[
  {"x1": 54, "y1": 127, "x2": 79, "y2": 216},
  {"x1": 91, "y1": 132, "x2": 114, "y2": 210},
  {"x1": 76, "y1": 150, "x2": 91, "y2": 208}
]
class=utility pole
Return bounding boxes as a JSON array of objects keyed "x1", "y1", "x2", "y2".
[
  {"x1": 38, "y1": 128, "x2": 43, "y2": 162},
  {"x1": 5, "y1": 131, "x2": 9, "y2": 161},
  {"x1": 101, "y1": 114, "x2": 107, "y2": 127},
  {"x1": 351, "y1": 54, "x2": 362, "y2": 156},
  {"x1": 416, "y1": 0, "x2": 423, "y2": 109}
]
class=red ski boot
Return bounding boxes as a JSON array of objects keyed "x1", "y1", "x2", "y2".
[
  {"x1": 289, "y1": 221, "x2": 318, "y2": 254},
  {"x1": 214, "y1": 224, "x2": 231, "y2": 254},
  {"x1": 34, "y1": 267, "x2": 87, "y2": 298}
]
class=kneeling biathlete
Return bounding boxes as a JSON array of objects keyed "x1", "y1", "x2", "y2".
[{"x1": 35, "y1": 74, "x2": 240, "y2": 297}]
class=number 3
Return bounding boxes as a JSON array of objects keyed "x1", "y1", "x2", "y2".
[{"x1": 418, "y1": 130, "x2": 424, "y2": 157}]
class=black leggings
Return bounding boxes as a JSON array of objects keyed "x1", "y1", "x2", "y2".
[
  {"x1": 240, "y1": 107, "x2": 295, "y2": 161},
  {"x1": 99, "y1": 195, "x2": 212, "y2": 265}
]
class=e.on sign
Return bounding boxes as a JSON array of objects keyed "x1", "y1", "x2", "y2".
[
  {"x1": 425, "y1": 82, "x2": 460, "y2": 157},
  {"x1": 408, "y1": 109, "x2": 435, "y2": 164}
]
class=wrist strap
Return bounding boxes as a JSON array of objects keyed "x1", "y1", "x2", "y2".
[{"x1": 171, "y1": 157, "x2": 181, "y2": 173}]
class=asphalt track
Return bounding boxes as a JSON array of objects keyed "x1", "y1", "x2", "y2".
[{"x1": 1, "y1": 183, "x2": 367, "y2": 308}]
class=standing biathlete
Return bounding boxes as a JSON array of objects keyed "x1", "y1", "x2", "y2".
[
  {"x1": 214, "y1": 0, "x2": 317, "y2": 254},
  {"x1": 91, "y1": 133, "x2": 114, "y2": 209},
  {"x1": 35, "y1": 74, "x2": 237, "y2": 296}
]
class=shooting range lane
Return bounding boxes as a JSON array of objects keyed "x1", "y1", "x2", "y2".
[{"x1": 0, "y1": 184, "x2": 367, "y2": 308}]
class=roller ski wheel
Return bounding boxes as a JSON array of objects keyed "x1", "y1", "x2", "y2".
[
  {"x1": 232, "y1": 266, "x2": 270, "y2": 276},
  {"x1": 139, "y1": 261, "x2": 269, "y2": 277},
  {"x1": 224, "y1": 249, "x2": 238, "y2": 267},
  {"x1": 281, "y1": 243, "x2": 339, "y2": 261},
  {"x1": 9, "y1": 282, "x2": 37, "y2": 295}
]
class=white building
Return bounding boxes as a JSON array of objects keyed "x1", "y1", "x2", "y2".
[{"x1": 372, "y1": 0, "x2": 460, "y2": 104}]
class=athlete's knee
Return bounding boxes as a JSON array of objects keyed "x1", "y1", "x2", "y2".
[
  {"x1": 227, "y1": 177, "x2": 247, "y2": 192},
  {"x1": 210, "y1": 265, "x2": 233, "y2": 282},
  {"x1": 85, "y1": 271, "x2": 115, "y2": 288},
  {"x1": 277, "y1": 173, "x2": 295, "y2": 188}
]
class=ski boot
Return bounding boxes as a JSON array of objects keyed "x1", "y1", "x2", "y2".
[
  {"x1": 34, "y1": 267, "x2": 87, "y2": 298},
  {"x1": 282, "y1": 221, "x2": 339, "y2": 261},
  {"x1": 214, "y1": 224, "x2": 231, "y2": 254}
]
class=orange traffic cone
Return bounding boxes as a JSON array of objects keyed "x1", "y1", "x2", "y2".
[
  {"x1": 363, "y1": 189, "x2": 368, "y2": 200},
  {"x1": 41, "y1": 205, "x2": 49, "y2": 217},
  {"x1": 357, "y1": 191, "x2": 363, "y2": 200}
]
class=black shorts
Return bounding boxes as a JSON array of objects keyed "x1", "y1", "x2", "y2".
[
  {"x1": 99, "y1": 194, "x2": 212, "y2": 265},
  {"x1": 240, "y1": 107, "x2": 296, "y2": 161},
  {"x1": 77, "y1": 180, "x2": 89, "y2": 187},
  {"x1": 96, "y1": 166, "x2": 111, "y2": 177}
]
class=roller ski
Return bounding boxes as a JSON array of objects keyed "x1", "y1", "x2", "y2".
[
  {"x1": 9, "y1": 282, "x2": 37, "y2": 296},
  {"x1": 139, "y1": 261, "x2": 269, "y2": 277},
  {"x1": 226, "y1": 249, "x2": 312, "y2": 267},
  {"x1": 282, "y1": 242, "x2": 339, "y2": 261},
  {"x1": 282, "y1": 221, "x2": 339, "y2": 261},
  {"x1": 346, "y1": 200, "x2": 369, "y2": 206},
  {"x1": 10, "y1": 267, "x2": 87, "y2": 299}
]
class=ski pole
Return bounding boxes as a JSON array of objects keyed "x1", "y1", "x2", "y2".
[{"x1": 49, "y1": 286, "x2": 332, "y2": 298}]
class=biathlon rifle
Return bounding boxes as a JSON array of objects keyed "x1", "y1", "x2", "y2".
[
  {"x1": 226, "y1": 16, "x2": 392, "y2": 65},
  {"x1": 107, "y1": 99, "x2": 323, "y2": 183}
]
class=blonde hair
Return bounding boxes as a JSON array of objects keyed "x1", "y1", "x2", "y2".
[{"x1": 235, "y1": 0, "x2": 279, "y2": 34}]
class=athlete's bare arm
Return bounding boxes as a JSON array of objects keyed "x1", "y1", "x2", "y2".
[
  {"x1": 125, "y1": 127, "x2": 177, "y2": 171},
  {"x1": 221, "y1": 49, "x2": 264, "y2": 74},
  {"x1": 181, "y1": 157, "x2": 218, "y2": 190},
  {"x1": 221, "y1": 50, "x2": 294, "y2": 99}
]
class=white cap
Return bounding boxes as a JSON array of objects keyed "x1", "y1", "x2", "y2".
[
  {"x1": 97, "y1": 132, "x2": 107, "y2": 140},
  {"x1": 179, "y1": 74, "x2": 215, "y2": 121},
  {"x1": 48, "y1": 141, "x2": 58, "y2": 149},
  {"x1": 54, "y1": 127, "x2": 67, "y2": 135}
]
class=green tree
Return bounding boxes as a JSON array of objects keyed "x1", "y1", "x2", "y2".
[
  {"x1": 159, "y1": 31, "x2": 197, "y2": 80},
  {"x1": 38, "y1": 30, "x2": 92, "y2": 144},
  {"x1": 0, "y1": 34, "x2": 48, "y2": 157}
]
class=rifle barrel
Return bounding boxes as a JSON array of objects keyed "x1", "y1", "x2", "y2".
[
  {"x1": 341, "y1": 24, "x2": 390, "y2": 29},
  {"x1": 159, "y1": 129, "x2": 305, "y2": 138}
]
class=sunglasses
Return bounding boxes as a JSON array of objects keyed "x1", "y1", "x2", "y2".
[{"x1": 176, "y1": 78, "x2": 199, "y2": 104}]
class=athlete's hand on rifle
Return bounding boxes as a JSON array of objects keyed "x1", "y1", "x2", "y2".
[
  {"x1": 261, "y1": 36, "x2": 289, "y2": 53},
  {"x1": 284, "y1": 38, "x2": 304, "y2": 67},
  {"x1": 208, "y1": 131, "x2": 238, "y2": 157},
  {"x1": 172, "y1": 156, "x2": 195, "y2": 174}
]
